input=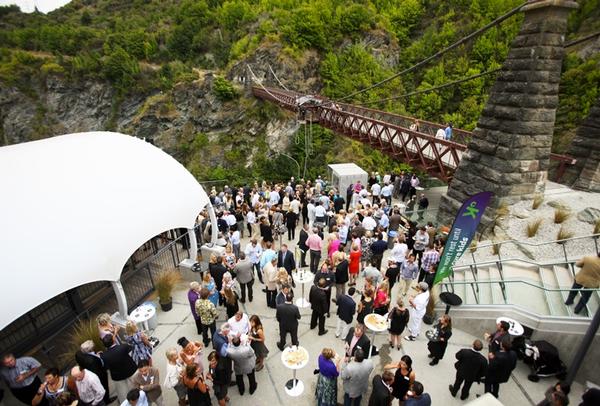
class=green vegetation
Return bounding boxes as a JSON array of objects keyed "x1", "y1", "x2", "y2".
[{"x1": 0, "y1": 0, "x2": 598, "y2": 183}]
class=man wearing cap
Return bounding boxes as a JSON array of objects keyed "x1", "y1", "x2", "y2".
[{"x1": 404, "y1": 282, "x2": 430, "y2": 341}]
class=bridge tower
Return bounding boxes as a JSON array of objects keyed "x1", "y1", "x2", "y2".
[
  {"x1": 561, "y1": 96, "x2": 600, "y2": 192},
  {"x1": 437, "y1": 0, "x2": 579, "y2": 227}
]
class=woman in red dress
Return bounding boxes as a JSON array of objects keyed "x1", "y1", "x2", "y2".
[{"x1": 348, "y1": 243, "x2": 361, "y2": 286}]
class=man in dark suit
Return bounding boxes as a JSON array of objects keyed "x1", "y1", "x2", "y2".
[
  {"x1": 75, "y1": 340, "x2": 115, "y2": 404},
  {"x1": 100, "y1": 334, "x2": 137, "y2": 403},
  {"x1": 368, "y1": 371, "x2": 394, "y2": 406},
  {"x1": 298, "y1": 224, "x2": 309, "y2": 267},
  {"x1": 276, "y1": 293, "x2": 301, "y2": 350},
  {"x1": 277, "y1": 244, "x2": 296, "y2": 287},
  {"x1": 345, "y1": 324, "x2": 373, "y2": 358},
  {"x1": 210, "y1": 256, "x2": 228, "y2": 306},
  {"x1": 449, "y1": 339, "x2": 488, "y2": 400},
  {"x1": 335, "y1": 287, "x2": 356, "y2": 339},
  {"x1": 309, "y1": 278, "x2": 329, "y2": 335},
  {"x1": 484, "y1": 340, "x2": 517, "y2": 398}
]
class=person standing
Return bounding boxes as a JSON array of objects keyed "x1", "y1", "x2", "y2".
[
  {"x1": 315, "y1": 348, "x2": 342, "y2": 406},
  {"x1": 132, "y1": 360, "x2": 163, "y2": 406},
  {"x1": 484, "y1": 340, "x2": 517, "y2": 398},
  {"x1": 419, "y1": 245, "x2": 439, "y2": 285},
  {"x1": 340, "y1": 348, "x2": 373, "y2": 406},
  {"x1": 284, "y1": 208, "x2": 298, "y2": 241},
  {"x1": 417, "y1": 194, "x2": 429, "y2": 221},
  {"x1": 307, "y1": 228, "x2": 323, "y2": 273},
  {"x1": 564, "y1": 253, "x2": 600, "y2": 314},
  {"x1": 310, "y1": 278, "x2": 329, "y2": 336},
  {"x1": 484, "y1": 320, "x2": 510, "y2": 355},
  {"x1": 188, "y1": 282, "x2": 203, "y2": 334},
  {"x1": 400, "y1": 254, "x2": 419, "y2": 296},
  {"x1": 334, "y1": 248, "x2": 350, "y2": 300},
  {"x1": 335, "y1": 287, "x2": 356, "y2": 340},
  {"x1": 412, "y1": 227, "x2": 429, "y2": 268},
  {"x1": 298, "y1": 224, "x2": 310, "y2": 268},
  {"x1": 278, "y1": 244, "x2": 296, "y2": 284},
  {"x1": 384, "y1": 260, "x2": 400, "y2": 292},
  {"x1": 276, "y1": 293, "x2": 301, "y2": 350},
  {"x1": 369, "y1": 234, "x2": 387, "y2": 271},
  {"x1": 163, "y1": 348, "x2": 186, "y2": 406},
  {"x1": 195, "y1": 287, "x2": 218, "y2": 347},
  {"x1": 244, "y1": 239, "x2": 263, "y2": 284},
  {"x1": 404, "y1": 381, "x2": 431, "y2": 406},
  {"x1": 368, "y1": 371, "x2": 394, "y2": 406},
  {"x1": 388, "y1": 298, "x2": 409, "y2": 351},
  {"x1": 101, "y1": 334, "x2": 138, "y2": 403},
  {"x1": 263, "y1": 257, "x2": 279, "y2": 309},
  {"x1": 449, "y1": 339, "x2": 488, "y2": 401},
  {"x1": 206, "y1": 351, "x2": 231, "y2": 406},
  {"x1": 76, "y1": 340, "x2": 113, "y2": 405},
  {"x1": 234, "y1": 253, "x2": 254, "y2": 303},
  {"x1": 226, "y1": 337, "x2": 257, "y2": 396},
  {"x1": 348, "y1": 243, "x2": 362, "y2": 286},
  {"x1": 444, "y1": 123, "x2": 453, "y2": 141},
  {"x1": 1, "y1": 354, "x2": 43, "y2": 406},
  {"x1": 427, "y1": 315, "x2": 452, "y2": 365},
  {"x1": 182, "y1": 364, "x2": 211, "y2": 406},
  {"x1": 404, "y1": 282, "x2": 430, "y2": 341},
  {"x1": 71, "y1": 366, "x2": 105, "y2": 406},
  {"x1": 344, "y1": 325, "x2": 373, "y2": 358},
  {"x1": 248, "y1": 315, "x2": 269, "y2": 372}
]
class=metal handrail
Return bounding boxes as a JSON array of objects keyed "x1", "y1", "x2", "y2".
[
  {"x1": 470, "y1": 233, "x2": 600, "y2": 250},
  {"x1": 454, "y1": 257, "x2": 576, "y2": 271},
  {"x1": 444, "y1": 279, "x2": 600, "y2": 293}
]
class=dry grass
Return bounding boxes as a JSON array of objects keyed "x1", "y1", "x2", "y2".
[
  {"x1": 526, "y1": 218, "x2": 543, "y2": 237},
  {"x1": 154, "y1": 269, "x2": 182, "y2": 303},
  {"x1": 469, "y1": 240, "x2": 478, "y2": 253},
  {"x1": 557, "y1": 227, "x2": 575, "y2": 241},
  {"x1": 554, "y1": 208, "x2": 571, "y2": 224},
  {"x1": 532, "y1": 195, "x2": 544, "y2": 210},
  {"x1": 59, "y1": 317, "x2": 102, "y2": 364},
  {"x1": 492, "y1": 240, "x2": 501, "y2": 256},
  {"x1": 594, "y1": 219, "x2": 600, "y2": 235}
]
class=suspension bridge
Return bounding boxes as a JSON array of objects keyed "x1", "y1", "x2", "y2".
[{"x1": 251, "y1": 85, "x2": 576, "y2": 183}]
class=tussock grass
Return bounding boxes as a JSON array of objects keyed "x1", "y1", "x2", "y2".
[
  {"x1": 469, "y1": 240, "x2": 478, "y2": 253},
  {"x1": 557, "y1": 227, "x2": 574, "y2": 241},
  {"x1": 492, "y1": 240, "x2": 501, "y2": 256},
  {"x1": 526, "y1": 218, "x2": 543, "y2": 237},
  {"x1": 554, "y1": 208, "x2": 571, "y2": 224},
  {"x1": 594, "y1": 219, "x2": 600, "y2": 235},
  {"x1": 532, "y1": 195, "x2": 544, "y2": 210},
  {"x1": 59, "y1": 318, "x2": 102, "y2": 365}
]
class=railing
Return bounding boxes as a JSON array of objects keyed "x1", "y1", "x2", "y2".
[{"x1": 0, "y1": 228, "x2": 194, "y2": 371}]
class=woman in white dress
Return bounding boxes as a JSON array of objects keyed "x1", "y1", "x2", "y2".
[{"x1": 404, "y1": 282, "x2": 430, "y2": 341}]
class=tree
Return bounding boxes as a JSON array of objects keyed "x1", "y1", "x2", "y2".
[{"x1": 103, "y1": 46, "x2": 139, "y2": 88}]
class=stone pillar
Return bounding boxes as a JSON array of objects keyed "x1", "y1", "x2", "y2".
[
  {"x1": 437, "y1": 0, "x2": 579, "y2": 226},
  {"x1": 561, "y1": 97, "x2": 600, "y2": 192}
]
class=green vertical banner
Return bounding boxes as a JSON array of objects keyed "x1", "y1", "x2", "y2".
[{"x1": 434, "y1": 192, "x2": 493, "y2": 285}]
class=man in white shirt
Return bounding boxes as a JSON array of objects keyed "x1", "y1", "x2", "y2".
[
  {"x1": 370, "y1": 182, "x2": 381, "y2": 203},
  {"x1": 381, "y1": 183, "x2": 393, "y2": 205},
  {"x1": 314, "y1": 202, "x2": 327, "y2": 225},
  {"x1": 307, "y1": 200, "x2": 316, "y2": 226},
  {"x1": 290, "y1": 197, "x2": 301, "y2": 214},
  {"x1": 230, "y1": 227, "x2": 241, "y2": 258},
  {"x1": 225, "y1": 211, "x2": 237, "y2": 228},
  {"x1": 361, "y1": 212, "x2": 377, "y2": 232},
  {"x1": 405, "y1": 282, "x2": 430, "y2": 341},
  {"x1": 228, "y1": 310, "x2": 250, "y2": 336},
  {"x1": 71, "y1": 366, "x2": 105, "y2": 406},
  {"x1": 244, "y1": 239, "x2": 263, "y2": 283}
]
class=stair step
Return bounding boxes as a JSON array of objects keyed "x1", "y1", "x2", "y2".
[
  {"x1": 554, "y1": 265, "x2": 600, "y2": 318},
  {"x1": 540, "y1": 267, "x2": 569, "y2": 316},
  {"x1": 488, "y1": 266, "x2": 506, "y2": 304}
]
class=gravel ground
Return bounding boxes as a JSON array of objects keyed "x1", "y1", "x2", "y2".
[{"x1": 456, "y1": 184, "x2": 600, "y2": 266}]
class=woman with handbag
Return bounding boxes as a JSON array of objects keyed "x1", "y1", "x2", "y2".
[{"x1": 426, "y1": 315, "x2": 452, "y2": 365}]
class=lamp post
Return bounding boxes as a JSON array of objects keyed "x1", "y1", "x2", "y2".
[{"x1": 279, "y1": 153, "x2": 301, "y2": 178}]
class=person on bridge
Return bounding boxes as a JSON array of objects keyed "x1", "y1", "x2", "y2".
[
  {"x1": 564, "y1": 253, "x2": 600, "y2": 314},
  {"x1": 435, "y1": 127, "x2": 445, "y2": 140},
  {"x1": 444, "y1": 123, "x2": 453, "y2": 140}
]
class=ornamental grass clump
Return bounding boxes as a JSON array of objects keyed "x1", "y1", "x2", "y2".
[
  {"x1": 594, "y1": 219, "x2": 600, "y2": 235},
  {"x1": 60, "y1": 317, "x2": 102, "y2": 364},
  {"x1": 554, "y1": 208, "x2": 571, "y2": 224},
  {"x1": 527, "y1": 218, "x2": 543, "y2": 237},
  {"x1": 532, "y1": 195, "x2": 544, "y2": 210},
  {"x1": 154, "y1": 269, "x2": 182, "y2": 305},
  {"x1": 557, "y1": 227, "x2": 574, "y2": 242}
]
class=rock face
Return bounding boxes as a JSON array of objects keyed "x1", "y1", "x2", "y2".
[
  {"x1": 562, "y1": 96, "x2": 600, "y2": 192},
  {"x1": 437, "y1": 0, "x2": 579, "y2": 227}
]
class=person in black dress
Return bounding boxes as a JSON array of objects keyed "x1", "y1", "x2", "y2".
[
  {"x1": 223, "y1": 287, "x2": 239, "y2": 319},
  {"x1": 388, "y1": 298, "x2": 410, "y2": 351},
  {"x1": 384, "y1": 355, "x2": 415, "y2": 404},
  {"x1": 248, "y1": 315, "x2": 269, "y2": 372},
  {"x1": 259, "y1": 217, "x2": 273, "y2": 246},
  {"x1": 427, "y1": 315, "x2": 452, "y2": 365},
  {"x1": 384, "y1": 260, "x2": 401, "y2": 292},
  {"x1": 183, "y1": 364, "x2": 211, "y2": 406},
  {"x1": 356, "y1": 288, "x2": 374, "y2": 325}
]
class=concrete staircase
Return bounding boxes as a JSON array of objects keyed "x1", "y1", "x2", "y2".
[{"x1": 444, "y1": 262, "x2": 600, "y2": 318}]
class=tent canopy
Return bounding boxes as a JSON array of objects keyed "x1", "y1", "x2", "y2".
[
  {"x1": 0, "y1": 132, "x2": 209, "y2": 330},
  {"x1": 328, "y1": 163, "x2": 368, "y2": 195}
]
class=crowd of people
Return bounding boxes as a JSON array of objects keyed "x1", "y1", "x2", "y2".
[{"x1": 2, "y1": 173, "x2": 599, "y2": 406}]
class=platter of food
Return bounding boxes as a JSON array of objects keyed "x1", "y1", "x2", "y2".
[
  {"x1": 364, "y1": 313, "x2": 388, "y2": 332},
  {"x1": 281, "y1": 346, "x2": 309, "y2": 369}
]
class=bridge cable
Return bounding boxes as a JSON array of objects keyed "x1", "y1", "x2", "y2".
[
  {"x1": 358, "y1": 68, "x2": 501, "y2": 106},
  {"x1": 353, "y1": 30, "x2": 599, "y2": 108},
  {"x1": 328, "y1": 1, "x2": 528, "y2": 105},
  {"x1": 246, "y1": 64, "x2": 290, "y2": 106},
  {"x1": 564, "y1": 31, "x2": 600, "y2": 48},
  {"x1": 268, "y1": 64, "x2": 290, "y2": 92}
]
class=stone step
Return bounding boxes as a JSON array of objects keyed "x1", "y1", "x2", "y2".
[
  {"x1": 539, "y1": 266, "x2": 569, "y2": 317},
  {"x1": 554, "y1": 265, "x2": 600, "y2": 318}
]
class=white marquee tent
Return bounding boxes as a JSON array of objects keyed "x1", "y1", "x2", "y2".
[{"x1": 0, "y1": 132, "x2": 214, "y2": 330}]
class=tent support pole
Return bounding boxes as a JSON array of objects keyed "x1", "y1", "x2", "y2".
[
  {"x1": 111, "y1": 280, "x2": 129, "y2": 319},
  {"x1": 206, "y1": 201, "x2": 219, "y2": 245},
  {"x1": 187, "y1": 228, "x2": 198, "y2": 260}
]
